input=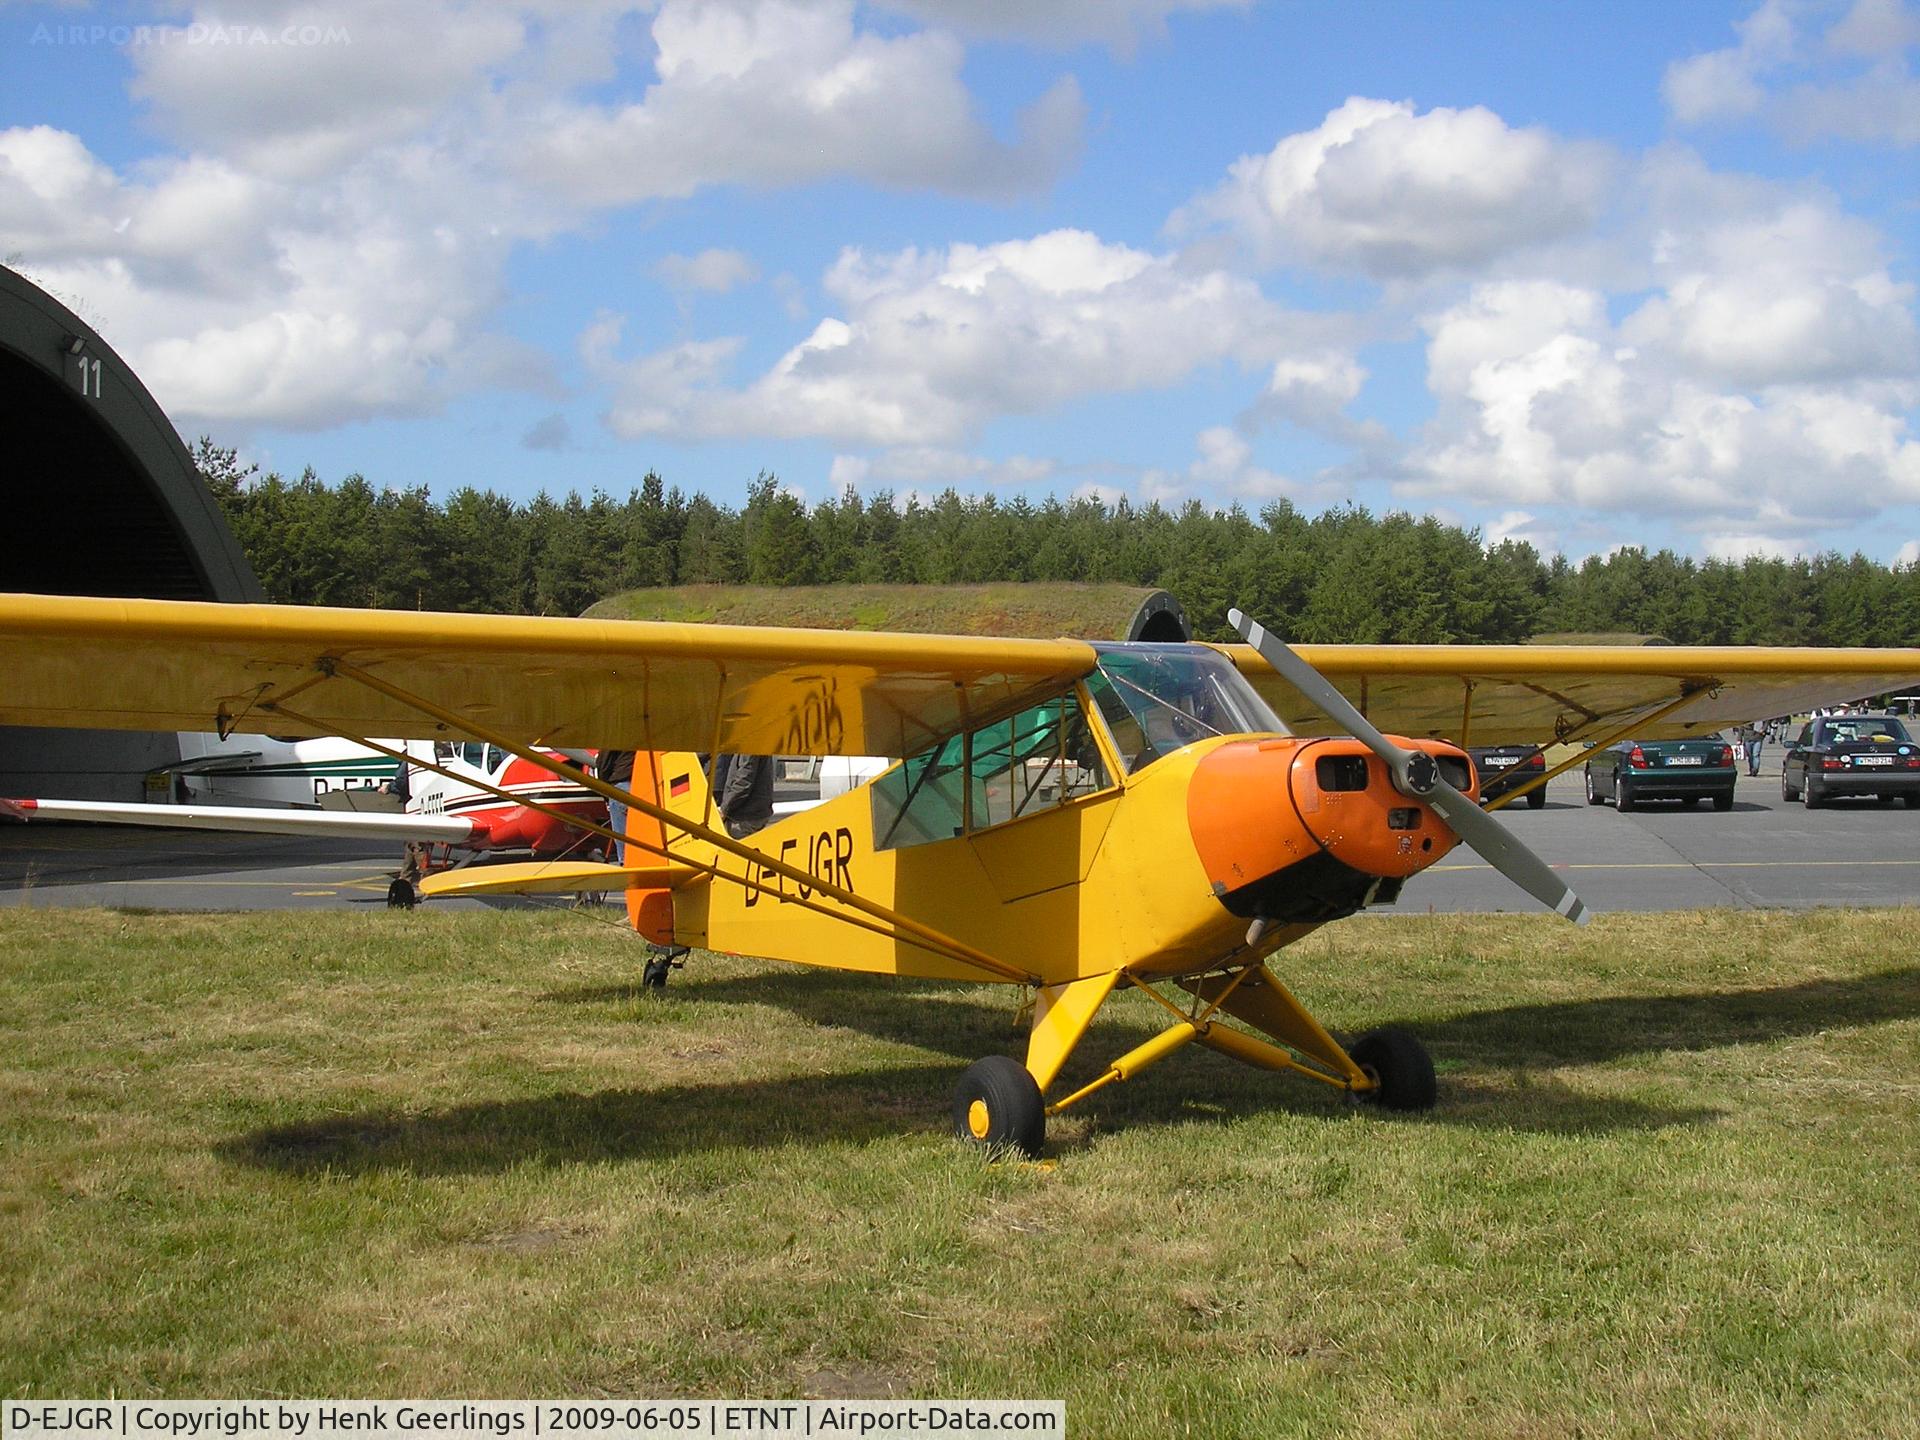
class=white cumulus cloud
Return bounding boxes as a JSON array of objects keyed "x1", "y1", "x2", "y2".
[
  {"x1": 1175, "y1": 96, "x2": 1613, "y2": 279},
  {"x1": 593, "y1": 229, "x2": 1308, "y2": 446}
]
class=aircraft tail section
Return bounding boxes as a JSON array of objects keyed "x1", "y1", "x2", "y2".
[{"x1": 623, "y1": 752, "x2": 717, "y2": 943}]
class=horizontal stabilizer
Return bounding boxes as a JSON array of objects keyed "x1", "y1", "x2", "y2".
[
  {"x1": 4, "y1": 797, "x2": 475, "y2": 843},
  {"x1": 418, "y1": 859, "x2": 700, "y2": 898}
]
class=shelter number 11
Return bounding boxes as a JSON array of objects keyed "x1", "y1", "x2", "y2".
[{"x1": 69, "y1": 352, "x2": 104, "y2": 399}]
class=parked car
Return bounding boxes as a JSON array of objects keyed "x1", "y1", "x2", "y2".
[
  {"x1": 1780, "y1": 714, "x2": 1920, "y2": 808},
  {"x1": 1469, "y1": 745, "x2": 1548, "y2": 808},
  {"x1": 1584, "y1": 735, "x2": 1736, "y2": 811}
]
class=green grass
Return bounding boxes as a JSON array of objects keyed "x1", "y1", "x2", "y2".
[
  {"x1": 582, "y1": 583, "x2": 1165, "y2": 640},
  {"x1": 3, "y1": 906, "x2": 1917, "y2": 1437}
]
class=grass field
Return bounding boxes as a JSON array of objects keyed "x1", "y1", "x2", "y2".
[
  {"x1": 3, "y1": 905, "x2": 1917, "y2": 1437},
  {"x1": 583, "y1": 582, "x2": 1165, "y2": 639}
]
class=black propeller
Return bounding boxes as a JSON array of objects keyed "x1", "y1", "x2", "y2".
[{"x1": 1228, "y1": 607, "x2": 1588, "y2": 925}]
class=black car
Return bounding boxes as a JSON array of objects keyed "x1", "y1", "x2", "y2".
[
  {"x1": 1781, "y1": 714, "x2": 1920, "y2": 808},
  {"x1": 1584, "y1": 735, "x2": 1736, "y2": 811},
  {"x1": 1469, "y1": 745, "x2": 1548, "y2": 808}
]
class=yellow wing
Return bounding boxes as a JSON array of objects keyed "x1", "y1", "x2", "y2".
[
  {"x1": 1223, "y1": 642, "x2": 1920, "y2": 746},
  {"x1": 0, "y1": 593, "x2": 1092, "y2": 757}
]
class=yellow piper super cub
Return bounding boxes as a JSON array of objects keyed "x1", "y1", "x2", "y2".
[{"x1": 5, "y1": 591, "x2": 1918, "y2": 1154}]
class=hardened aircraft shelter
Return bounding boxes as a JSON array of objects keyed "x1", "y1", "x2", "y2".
[{"x1": 1, "y1": 263, "x2": 262, "y2": 798}]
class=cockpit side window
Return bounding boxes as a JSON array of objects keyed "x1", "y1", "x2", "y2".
[{"x1": 872, "y1": 688, "x2": 1113, "y2": 850}]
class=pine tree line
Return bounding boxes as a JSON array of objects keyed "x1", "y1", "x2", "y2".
[{"x1": 194, "y1": 441, "x2": 1920, "y2": 647}]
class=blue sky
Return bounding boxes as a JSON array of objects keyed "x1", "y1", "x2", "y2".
[{"x1": 3, "y1": 0, "x2": 1917, "y2": 565}]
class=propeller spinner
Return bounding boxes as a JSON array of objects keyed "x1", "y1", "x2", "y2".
[{"x1": 1228, "y1": 607, "x2": 1589, "y2": 925}]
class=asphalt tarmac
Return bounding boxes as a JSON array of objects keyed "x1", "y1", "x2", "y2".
[{"x1": 2, "y1": 755, "x2": 1915, "y2": 916}]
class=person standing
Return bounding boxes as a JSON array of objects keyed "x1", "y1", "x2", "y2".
[
  {"x1": 710, "y1": 753, "x2": 775, "y2": 838},
  {"x1": 1737, "y1": 722, "x2": 1764, "y2": 777},
  {"x1": 594, "y1": 748, "x2": 635, "y2": 861}
]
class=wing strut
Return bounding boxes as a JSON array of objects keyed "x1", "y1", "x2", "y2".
[
  {"x1": 1482, "y1": 686, "x2": 1706, "y2": 811},
  {"x1": 285, "y1": 662, "x2": 1036, "y2": 985}
]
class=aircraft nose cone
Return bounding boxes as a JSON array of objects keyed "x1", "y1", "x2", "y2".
[{"x1": 1187, "y1": 737, "x2": 1465, "y2": 918}]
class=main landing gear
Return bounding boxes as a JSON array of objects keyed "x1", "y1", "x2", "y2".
[{"x1": 949, "y1": 964, "x2": 1438, "y2": 1157}]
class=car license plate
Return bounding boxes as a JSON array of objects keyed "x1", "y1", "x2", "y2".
[
  {"x1": 1667, "y1": 756, "x2": 1703, "y2": 765},
  {"x1": 1856, "y1": 755, "x2": 1893, "y2": 766},
  {"x1": 1484, "y1": 756, "x2": 1519, "y2": 767}
]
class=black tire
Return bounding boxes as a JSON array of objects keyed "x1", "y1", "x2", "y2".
[
  {"x1": 1803, "y1": 780, "x2": 1823, "y2": 810},
  {"x1": 386, "y1": 878, "x2": 418, "y2": 909},
  {"x1": 1527, "y1": 786, "x2": 1547, "y2": 810},
  {"x1": 1712, "y1": 790, "x2": 1734, "y2": 812},
  {"x1": 1683, "y1": 796, "x2": 1701, "y2": 807},
  {"x1": 1904, "y1": 794, "x2": 1920, "y2": 809},
  {"x1": 1349, "y1": 1027, "x2": 1437, "y2": 1112},
  {"x1": 1781, "y1": 773, "x2": 1798, "y2": 801},
  {"x1": 1584, "y1": 768, "x2": 1602, "y2": 806},
  {"x1": 952, "y1": 1056, "x2": 1044, "y2": 1156},
  {"x1": 1616, "y1": 778, "x2": 1636, "y2": 812},
  {"x1": 1878, "y1": 794, "x2": 1897, "y2": 805}
]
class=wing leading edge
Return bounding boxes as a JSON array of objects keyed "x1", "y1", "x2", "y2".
[{"x1": 1222, "y1": 642, "x2": 1920, "y2": 747}]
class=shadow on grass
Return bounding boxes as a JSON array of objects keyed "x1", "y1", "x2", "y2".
[
  {"x1": 219, "y1": 1053, "x2": 1712, "y2": 1179},
  {"x1": 1398, "y1": 965, "x2": 1920, "y2": 1068}
]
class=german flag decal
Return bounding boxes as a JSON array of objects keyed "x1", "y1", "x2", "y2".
[{"x1": 669, "y1": 773, "x2": 691, "y2": 797}]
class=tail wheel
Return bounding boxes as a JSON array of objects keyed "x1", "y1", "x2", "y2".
[
  {"x1": 386, "y1": 878, "x2": 418, "y2": 909},
  {"x1": 1349, "y1": 1027, "x2": 1436, "y2": 1112},
  {"x1": 952, "y1": 1056, "x2": 1044, "y2": 1156}
]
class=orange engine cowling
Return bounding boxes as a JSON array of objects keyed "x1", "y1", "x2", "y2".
[{"x1": 1186, "y1": 736, "x2": 1473, "y2": 923}]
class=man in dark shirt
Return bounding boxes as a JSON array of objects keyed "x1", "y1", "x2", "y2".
[{"x1": 709, "y1": 753, "x2": 775, "y2": 838}]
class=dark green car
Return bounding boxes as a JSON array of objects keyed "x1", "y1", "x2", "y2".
[{"x1": 1584, "y1": 735, "x2": 1736, "y2": 811}]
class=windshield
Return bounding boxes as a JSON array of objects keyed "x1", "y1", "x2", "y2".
[
  {"x1": 1818, "y1": 718, "x2": 1911, "y2": 745},
  {"x1": 1087, "y1": 644, "x2": 1284, "y2": 774}
]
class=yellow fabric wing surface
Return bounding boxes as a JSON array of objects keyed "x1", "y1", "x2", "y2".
[
  {"x1": 0, "y1": 594, "x2": 1093, "y2": 758},
  {"x1": 5, "y1": 594, "x2": 1917, "y2": 757},
  {"x1": 1224, "y1": 643, "x2": 1920, "y2": 746}
]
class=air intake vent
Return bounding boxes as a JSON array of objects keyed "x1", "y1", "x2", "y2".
[{"x1": 1316, "y1": 755, "x2": 1370, "y2": 792}]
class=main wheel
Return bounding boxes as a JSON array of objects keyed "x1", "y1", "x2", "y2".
[
  {"x1": 1349, "y1": 1027, "x2": 1437, "y2": 1112},
  {"x1": 952, "y1": 1056, "x2": 1044, "y2": 1156},
  {"x1": 1584, "y1": 768, "x2": 1602, "y2": 806}
]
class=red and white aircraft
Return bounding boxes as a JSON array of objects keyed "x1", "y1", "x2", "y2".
[{"x1": 5, "y1": 738, "x2": 608, "y2": 904}]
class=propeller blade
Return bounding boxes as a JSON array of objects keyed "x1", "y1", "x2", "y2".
[
  {"x1": 1227, "y1": 607, "x2": 1589, "y2": 925},
  {"x1": 1422, "y1": 779, "x2": 1588, "y2": 924},
  {"x1": 1227, "y1": 608, "x2": 1408, "y2": 768}
]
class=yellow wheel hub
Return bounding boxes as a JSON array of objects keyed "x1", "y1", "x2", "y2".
[{"x1": 966, "y1": 1099, "x2": 991, "y2": 1139}]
